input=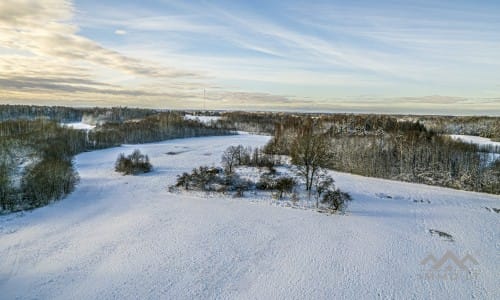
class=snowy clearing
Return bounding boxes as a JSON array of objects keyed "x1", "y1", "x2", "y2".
[
  {"x1": 184, "y1": 114, "x2": 221, "y2": 124},
  {"x1": 449, "y1": 134, "x2": 500, "y2": 148},
  {"x1": 61, "y1": 122, "x2": 96, "y2": 131},
  {"x1": 0, "y1": 134, "x2": 499, "y2": 299},
  {"x1": 449, "y1": 134, "x2": 500, "y2": 165}
]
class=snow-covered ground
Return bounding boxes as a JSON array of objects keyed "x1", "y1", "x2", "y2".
[
  {"x1": 449, "y1": 134, "x2": 500, "y2": 164},
  {"x1": 184, "y1": 114, "x2": 221, "y2": 124},
  {"x1": 61, "y1": 122, "x2": 96, "y2": 131},
  {"x1": 449, "y1": 134, "x2": 500, "y2": 148},
  {"x1": 0, "y1": 134, "x2": 499, "y2": 299}
]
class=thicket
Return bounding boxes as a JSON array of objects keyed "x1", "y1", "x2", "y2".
[
  {"x1": 221, "y1": 145, "x2": 280, "y2": 173},
  {"x1": 173, "y1": 166, "x2": 251, "y2": 194},
  {"x1": 115, "y1": 150, "x2": 153, "y2": 175},
  {"x1": 0, "y1": 120, "x2": 81, "y2": 211},
  {"x1": 173, "y1": 145, "x2": 352, "y2": 212}
]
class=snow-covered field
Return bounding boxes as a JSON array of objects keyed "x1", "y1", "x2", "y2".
[
  {"x1": 61, "y1": 122, "x2": 96, "y2": 131},
  {"x1": 449, "y1": 134, "x2": 500, "y2": 165},
  {"x1": 449, "y1": 134, "x2": 500, "y2": 148},
  {"x1": 0, "y1": 134, "x2": 499, "y2": 299},
  {"x1": 184, "y1": 114, "x2": 221, "y2": 124}
]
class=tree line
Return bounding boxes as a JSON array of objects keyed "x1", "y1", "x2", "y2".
[
  {"x1": 0, "y1": 104, "x2": 158, "y2": 123},
  {"x1": 220, "y1": 111, "x2": 500, "y2": 139},
  {"x1": 264, "y1": 117, "x2": 499, "y2": 194}
]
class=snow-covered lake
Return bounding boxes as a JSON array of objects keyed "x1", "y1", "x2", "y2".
[{"x1": 0, "y1": 134, "x2": 498, "y2": 299}]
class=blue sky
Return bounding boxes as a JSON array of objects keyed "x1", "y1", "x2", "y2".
[{"x1": 0, "y1": 0, "x2": 499, "y2": 114}]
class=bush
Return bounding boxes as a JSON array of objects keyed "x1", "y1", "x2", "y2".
[
  {"x1": 256, "y1": 172, "x2": 277, "y2": 190},
  {"x1": 173, "y1": 166, "x2": 252, "y2": 194},
  {"x1": 321, "y1": 189, "x2": 352, "y2": 212},
  {"x1": 175, "y1": 166, "x2": 223, "y2": 191},
  {"x1": 275, "y1": 176, "x2": 295, "y2": 199},
  {"x1": 313, "y1": 171, "x2": 335, "y2": 207},
  {"x1": 115, "y1": 150, "x2": 152, "y2": 175}
]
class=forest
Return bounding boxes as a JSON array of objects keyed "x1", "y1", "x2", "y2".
[
  {"x1": 262, "y1": 116, "x2": 499, "y2": 194},
  {"x1": 0, "y1": 104, "x2": 159, "y2": 124},
  {"x1": 219, "y1": 111, "x2": 500, "y2": 139}
]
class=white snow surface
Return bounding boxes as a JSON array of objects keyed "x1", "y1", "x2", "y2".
[
  {"x1": 449, "y1": 135, "x2": 500, "y2": 165},
  {"x1": 0, "y1": 134, "x2": 499, "y2": 299},
  {"x1": 449, "y1": 134, "x2": 500, "y2": 147},
  {"x1": 184, "y1": 114, "x2": 221, "y2": 124},
  {"x1": 61, "y1": 122, "x2": 96, "y2": 130}
]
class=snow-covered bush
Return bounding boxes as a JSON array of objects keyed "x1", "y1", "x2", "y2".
[
  {"x1": 115, "y1": 150, "x2": 152, "y2": 175},
  {"x1": 313, "y1": 170, "x2": 335, "y2": 207},
  {"x1": 256, "y1": 172, "x2": 277, "y2": 190},
  {"x1": 321, "y1": 189, "x2": 352, "y2": 212},
  {"x1": 275, "y1": 176, "x2": 296, "y2": 199},
  {"x1": 173, "y1": 144, "x2": 352, "y2": 214},
  {"x1": 173, "y1": 166, "x2": 252, "y2": 195}
]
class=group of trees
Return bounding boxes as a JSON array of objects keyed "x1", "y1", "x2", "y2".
[
  {"x1": 115, "y1": 150, "x2": 153, "y2": 175},
  {"x1": 173, "y1": 166, "x2": 251, "y2": 195},
  {"x1": 173, "y1": 144, "x2": 353, "y2": 212},
  {"x1": 0, "y1": 119, "x2": 80, "y2": 211},
  {"x1": 221, "y1": 145, "x2": 281, "y2": 173},
  {"x1": 287, "y1": 129, "x2": 353, "y2": 209},
  {"x1": 264, "y1": 116, "x2": 499, "y2": 194},
  {"x1": 414, "y1": 115, "x2": 500, "y2": 139},
  {"x1": 88, "y1": 112, "x2": 231, "y2": 149}
]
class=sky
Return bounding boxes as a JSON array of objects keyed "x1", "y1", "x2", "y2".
[{"x1": 0, "y1": 0, "x2": 499, "y2": 115}]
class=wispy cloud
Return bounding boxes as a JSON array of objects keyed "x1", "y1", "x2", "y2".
[
  {"x1": 0, "y1": 0, "x2": 499, "y2": 114},
  {"x1": 0, "y1": 0, "x2": 198, "y2": 81}
]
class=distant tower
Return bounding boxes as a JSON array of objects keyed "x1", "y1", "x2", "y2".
[{"x1": 203, "y1": 88, "x2": 206, "y2": 111}]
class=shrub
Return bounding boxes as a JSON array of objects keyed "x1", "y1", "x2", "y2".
[
  {"x1": 313, "y1": 171, "x2": 335, "y2": 207},
  {"x1": 115, "y1": 149, "x2": 152, "y2": 175},
  {"x1": 275, "y1": 176, "x2": 295, "y2": 199},
  {"x1": 321, "y1": 189, "x2": 352, "y2": 212},
  {"x1": 176, "y1": 172, "x2": 191, "y2": 190},
  {"x1": 175, "y1": 166, "x2": 224, "y2": 191},
  {"x1": 256, "y1": 172, "x2": 277, "y2": 190}
]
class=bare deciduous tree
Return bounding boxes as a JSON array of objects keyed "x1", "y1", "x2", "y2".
[
  {"x1": 221, "y1": 145, "x2": 242, "y2": 173},
  {"x1": 291, "y1": 126, "x2": 331, "y2": 199}
]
